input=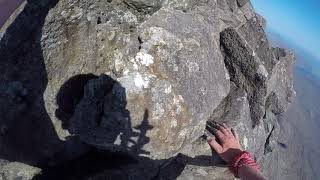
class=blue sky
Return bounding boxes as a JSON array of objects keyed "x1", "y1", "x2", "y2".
[{"x1": 251, "y1": 0, "x2": 320, "y2": 60}]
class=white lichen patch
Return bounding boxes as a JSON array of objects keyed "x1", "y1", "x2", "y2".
[
  {"x1": 114, "y1": 52, "x2": 124, "y2": 72},
  {"x1": 150, "y1": 80, "x2": 174, "y2": 120},
  {"x1": 138, "y1": 26, "x2": 183, "y2": 74},
  {"x1": 179, "y1": 128, "x2": 188, "y2": 137},
  {"x1": 133, "y1": 62, "x2": 139, "y2": 70},
  {"x1": 200, "y1": 87, "x2": 206, "y2": 95},
  {"x1": 236, "y1": 96, "x2": 246, "y2": 102},
  {"x1": 188, "y1": 62, "x2": 200, "y2": 72},
  {"x1": 173, "y1": 95, "x2": 184, "y2": 115},
  {"x1": 196, "y1": 169, "x2": 208, "y2": 176},
  {"x1": 118, "y1": 72, "x2": 153, "y2": 93},
  {"x1": 134, "y1": 73, "x2": 150, "y2": 89},
  {"x1": 123, "y1": 69, "x2": 130, "y2": 75},
  {"x1": 141, "y1": 26, "x2": 183, "y2": 54},
  {"x1": 225, "y1": 71, "x2": 230, "y2": 80},
  {"x1": 257, "y1": 64, "x2": 268, "y2": 78},
  {"x1": 107, "y1": 31, "x2": 116, "y2": 41},
  {"x1": 164, "y1": 85, "x2": 172, "y2": 94},
  {"x1": 171, "y1": 118, "x2": 178, "y2": 128},
  {"x1": 243, "y1": 136, "x2": 248, "y2": 149},
  {"x1": 70, "y1": 7, "x2": 84, "y2": 21},
  {"x1": 153, "y1": 103, "x2": 165, "y2": 120},
  {"x1": 252, "y1": 50, "x2": 256, "y2": 56},
  {"x1": 120, "y1": 11, "x2": 138, "y2": 24},
  {"x1": 135, "y1": 52, "x2": 154, "y2": 66},
  {"x1": 129, "y1": 52, "x2": 154, "y2": 70}
]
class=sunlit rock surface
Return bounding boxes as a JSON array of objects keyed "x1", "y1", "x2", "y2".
[{"x1": 0, "y1": 0, "x2": 294, "y2": 179}]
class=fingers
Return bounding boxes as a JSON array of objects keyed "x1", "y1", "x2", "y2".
[
  {"x1": 218, "y1": 123, "x2": 232, "y2": 135},
  {"x1": 213, "y1": 123, "x2": 229, "y2": 143},
  {"x1": 211, "y1": 122, "x2": 236, "y2": 143},
  {"x1": 231, "y1": 128, "x2": 239, "y2": 140},
  {"x1": 208, "y1": 138, "x2": 223, "y2": 153},
  {"x1": 219, "y1": 123, "x2": 229, "y2": 134},
  {"x1": 214, "y1": 128, "x2": 225, "y2": 142}
]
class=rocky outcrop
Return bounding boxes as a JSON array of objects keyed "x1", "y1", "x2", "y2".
[
  {"x1": 0, "y1": 0, "x2": 295, "y2": 179},
  {"x1": 0, "y1": 161, "x2": 41, "y2": 180}
]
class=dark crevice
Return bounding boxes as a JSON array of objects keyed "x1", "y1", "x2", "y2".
[
  {"x1": 122, "y1": 0, "x2": 162, "y2": 22},
  {"x1": 264, "y1": 125, "x2": 275, "y2": 154},
  {"x1": 263, "y1": 111, "x2": 267, "y2": 119},
  {"x1": 138, "y1": 36, "x2": 143, "y2": 50},
  {"x1": 97, "y1": 16, "x2": 102, "y2": 24}
]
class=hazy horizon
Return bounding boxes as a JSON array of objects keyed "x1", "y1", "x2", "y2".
[{"x1": 251, "y1": 0, "x2": 320, "y2": 61}]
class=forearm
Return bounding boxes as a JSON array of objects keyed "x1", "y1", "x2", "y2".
[
  {"x1": 0, "y1": 0, "x2": 24, "y2": 28},
  {"x1": 238, "y1": 165, "x2": 266, "y2": 180}
]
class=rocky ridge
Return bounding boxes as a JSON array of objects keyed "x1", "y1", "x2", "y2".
[{"x1": 0, "y1": 0, "x2": 295, "y2": 179}]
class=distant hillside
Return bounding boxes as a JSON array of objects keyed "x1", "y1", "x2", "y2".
[
  {"x1": 266, "y1": 28, "x2": 320, "y2": 80},
  {"x1": 264, "y1": 26, "x2": 320, "y2": 180}
]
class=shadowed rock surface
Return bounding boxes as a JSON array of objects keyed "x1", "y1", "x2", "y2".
[{"x1": 0, "y1": 0, "x2": 295, "y2": 179}]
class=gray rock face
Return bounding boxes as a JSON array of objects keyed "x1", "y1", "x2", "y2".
[
  {"x1": 208, "y1": 84, "x2": 268, "y2": 159},
  {"x1": 0, "y1": 0, "x2": 295, "y2": 179},
  {"x1": 237, "y1": 0, "x2": 249, "y2": 7},
  {"x1": 266, "y1": 48, "x2": 295, "y2": 114},
  {"x1": 220, "y1": 27, "x2": 268, "y2": 126},
  {"x1": 39, "y1": 0, "x2": 231, "y2": 159}
]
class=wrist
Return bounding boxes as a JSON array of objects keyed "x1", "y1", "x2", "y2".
[
  {"x1": 228, "y1": 151, "x2": 260, "y2": 178},
  {"x1": 225, "y1": 148, "x2": 242, "y2": 163}
]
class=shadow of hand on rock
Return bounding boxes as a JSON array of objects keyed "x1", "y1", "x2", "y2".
[
  {"x1": 59, "y1": 74, "x2": 152, "y2": 155},
  {"x1": 33, "y1": 74, "x2": 153, "y2": 179},
  {"x1": 35, "y1": 74, "x2": 221, "y2": 180}
]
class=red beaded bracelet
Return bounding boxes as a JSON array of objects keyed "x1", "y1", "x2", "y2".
[{"x1": 228, "y1": 151, "x2": 260, "y2": 178}]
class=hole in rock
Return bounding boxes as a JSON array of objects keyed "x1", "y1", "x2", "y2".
[{"x1": 97, "y1": 17, "x2": 102, "y2": 24}]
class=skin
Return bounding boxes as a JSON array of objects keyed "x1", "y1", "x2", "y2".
[
  {"x1": 0, "y1": 0, "x2": 24, "y2": 28},
  {"x1": 208, "y1": 123, "x2": 266, "y2": 180}
]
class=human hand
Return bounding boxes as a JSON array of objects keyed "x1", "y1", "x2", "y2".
[{"x1": 207, "y1": 123, "x2": 242, "y2": 163}]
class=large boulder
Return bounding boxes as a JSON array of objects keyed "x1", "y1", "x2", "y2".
[
  {"x1": 0, "y1": 0, "x2": 295, "y2": 179},
  {"x1": 40, "y1": 0, "x2": 231, "y2": 159}
]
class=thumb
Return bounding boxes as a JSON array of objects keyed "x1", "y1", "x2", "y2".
[{"x1": 208, "y1": 138, "x2": 223, "y2": 153}]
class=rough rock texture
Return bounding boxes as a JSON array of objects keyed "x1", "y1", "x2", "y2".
[
  {"x1": 0, "y1": 161, "x2": 41, "y2": 180},
  {"x1": 36, "y1": 0, "x2": 232, "y2": 160},
  {"x1": 266, "y1": 48, "x2": 295, "y2": 114},
  {"x1": 0, "y1": 0, "x2": 295, "y2": 179},
  {"x1": 220, "y1": 27, "x2": 268, "y2": 126}
]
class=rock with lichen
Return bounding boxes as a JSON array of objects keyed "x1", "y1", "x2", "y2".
[
  {"x1": 0, "y1": 0, "x2": 295, "y2": 179},
  {"x1": 40, "y1": 0, "x2": 231, "y2": 159}
]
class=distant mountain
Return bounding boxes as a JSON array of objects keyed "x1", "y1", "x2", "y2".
[
  {"x1": 266, "y1": 28, "x2": 320, "y2": 81},
  {"x1": 265, "y1": 27, "x2": 320, "y2": 180}
]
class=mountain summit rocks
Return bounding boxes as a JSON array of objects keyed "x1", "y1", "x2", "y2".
[{"x1": 0, "y1": 0, "x2": 294, "y2": 179}]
